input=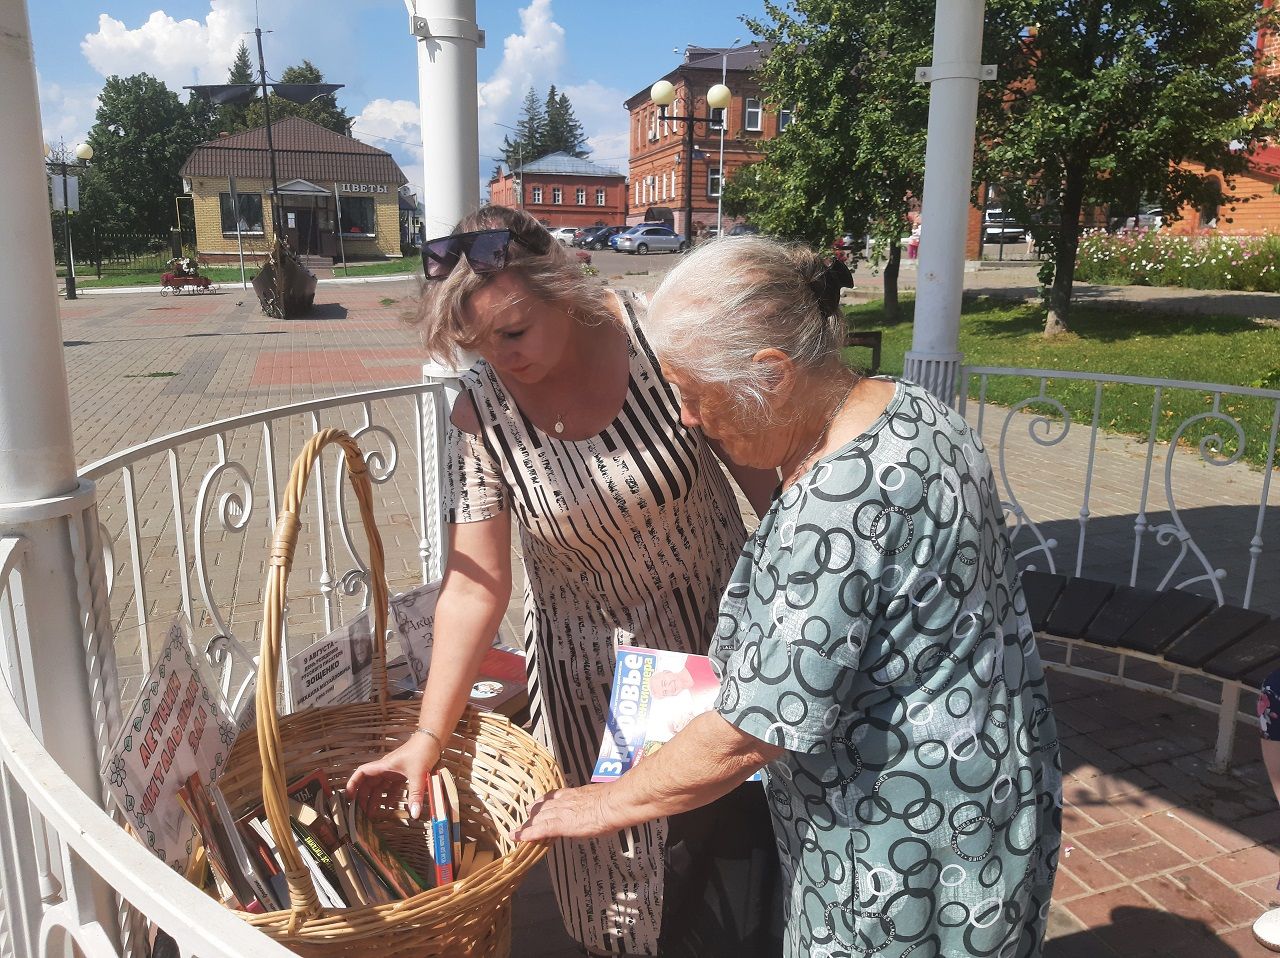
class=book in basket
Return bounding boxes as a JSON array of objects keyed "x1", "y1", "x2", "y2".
[{"x1": 592, "y1": 645, "x2": 756, "y2": 782}]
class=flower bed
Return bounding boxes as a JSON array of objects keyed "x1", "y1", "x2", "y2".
[{"x1": 1075, "y1": 229, "x2": 1280, "y2": 292}]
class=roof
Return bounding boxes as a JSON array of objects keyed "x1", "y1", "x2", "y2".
[
  {"x1": 624, "y1": 42, "x2": 772, "y2": 108},
  {"x1": 180, "y1": 116, "x2": 407, "y2": 187},
  {"x1": 1249, "y1": 144, "x2": 1280, "y2": 180},
  {"x1": 511, "y1": 152, "x2": 622, "y2": 177}
]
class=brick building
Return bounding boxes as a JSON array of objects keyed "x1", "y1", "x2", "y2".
[
  {"x1": 625, "y1": 45, "x2": 787, "y2": 236},
  {"x1": 488, "y1": 152, "x2": 627, "y2": 228},
  {"x1": 180, "y1": 117, "x2": 408, "y2": 264}
]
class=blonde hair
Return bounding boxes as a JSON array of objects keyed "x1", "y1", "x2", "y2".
[
  {"x1": 410, "y1": 205, "x2": 615, "y2": 362},
  {"x1": 644, "y1": 237, "x2": 849, "y2": 415}
]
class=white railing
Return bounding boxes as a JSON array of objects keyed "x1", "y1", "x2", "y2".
[
  {"x1": 960, "y1": 366, "x2": 1280, "y2": 613},
  {"x1": 1, "y1": 536, "x2": 297, "y2": 958},
  {"x1": 79, "y1": 381, "x2": 453, "y2": 717}
]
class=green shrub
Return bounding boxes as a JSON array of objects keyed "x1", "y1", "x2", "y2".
[{"x1": 1076, "y1": 230, "x2": 1280, "y2": 292}]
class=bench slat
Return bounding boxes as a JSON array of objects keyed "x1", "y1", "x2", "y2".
[
  {"x1": 1116, "y1": 590, "x2": 1218, "y2": 655},
  {"x1": 1084, "y1": 586, "x2": 1163, "y2": 648},
  {"x1": 1043, "y1": 578, "x2": 1115, "y2": 639},
  {"x1": 1163, "y1": 606, "x2": 1272, "y2": 669},
  {"x1": 1019, "y1": 571, "x2": 1066, "y2": 632},
  {"x1": 1203, "y1": 619, "x2": 1280, "y2": 681},
  {"x1": 1243, "y1": 657, "x2": 1280, "y2": 691}
]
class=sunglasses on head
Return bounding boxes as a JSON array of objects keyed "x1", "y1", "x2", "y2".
[{"x1": 420, "y1": 228, "x2": 551, "y2": 280}]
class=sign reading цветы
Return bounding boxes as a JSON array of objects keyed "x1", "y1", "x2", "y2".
[{"x1": 338, "y1": 183, "x2": 390, "y2": 194}]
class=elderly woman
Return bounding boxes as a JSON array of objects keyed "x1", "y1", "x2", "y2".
[
  {"x1": 347, "y1": 207, "x2": 781, "y2": 956},
  {"x1": 516, "y1": 237, "x2": 1063, "y2": 957}
]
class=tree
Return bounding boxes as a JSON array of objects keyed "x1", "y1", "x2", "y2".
[
  {"x1": 727, "y1": 1, "x2": 936, "y2": 319},
  {"x1": 213, "y1": 41, "x2": 255, "y2": 134},
  {"x1": 78, "y1": 73, "x2": 210, "y2": 237},
  {"x1": 243, "y1": 60, "x2": 351, "y2": 135},
  {"x1": 545, "y1": 86, "x2": 589, "y2": 157},
  {"x1": 978, "y1": 1, "x2": 1278, "y2": 335},
  {"x1": 502, "y1": 88, "x2": 546, "y2": 168}
]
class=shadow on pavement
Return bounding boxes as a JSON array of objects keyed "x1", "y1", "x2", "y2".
[{"x1": 1046, "y1": 906, "x2": 1248, "y2": 957}]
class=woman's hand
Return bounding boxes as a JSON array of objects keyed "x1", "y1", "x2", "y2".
[
  {"x1": 345, "y1": 733, "x2": 440, "y2": 820},
  {"x1": 512, "y1": 784, "x2": 617, "y2": 842}
]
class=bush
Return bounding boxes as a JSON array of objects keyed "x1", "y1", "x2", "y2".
[{"x1": 1076, "y1": 230, "x2": 1280, "y2": 292}]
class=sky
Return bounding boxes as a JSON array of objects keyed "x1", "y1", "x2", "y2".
[{"x1": 29, "y1": 0, "x2": 771, "y2": 199}]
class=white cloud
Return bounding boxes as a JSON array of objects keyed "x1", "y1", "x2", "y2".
[
  {"x1": 80, "y1": 1, "x2": 254, "y2": 90},
  {"x1": 37, "y1": 71, "x2": 99, "y2": 150},
  {"x1": 564, "y1": 80, "x2": 630, "y2": 175},
  {"x1": 352, "y1": 99, "x2": 424, "y2": 193},
  {"x1": 476, "y1": 0, "x2": 566, "y2": 162}
]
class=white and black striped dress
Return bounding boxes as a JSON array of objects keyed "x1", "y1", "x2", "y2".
[{"x1": 444, "y1": 295, "x2": 747, "y2": 954}]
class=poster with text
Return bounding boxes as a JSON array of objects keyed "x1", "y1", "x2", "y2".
[
  {"x1": 287, "y1": 610, "x2": 376, "y2": 711},
  {"x1": 102, "y1": 617, "x2": 238, "y2": 873},
  {"x1": 389, "y1": 580, "x2": 442, "y2": 687}
]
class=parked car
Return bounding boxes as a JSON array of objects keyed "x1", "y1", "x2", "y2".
[
  {"x1": 575, "y1": 225, "x2": 626, "y2": 250},
  {"x1": 1111, "y1": 208, "x2": 1164, "y2": 232},
  {"x1": 982, "y1": 209, "x2": 1026, "y2": 244},
  {"x1": 549, "y1": 226, "x2": 579, "y2": 245},
  {"x1": 727, "y1": 222, "x2": 760, "y2": 237},
  {"x1": 613, "y1": 225, "x2": 687, "y2": 254},
  {"x1": 608, "y1": 223, "x2": 667, "y2": 250}
]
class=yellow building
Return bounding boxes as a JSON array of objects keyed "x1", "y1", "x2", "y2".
[{"x1": 180, "y1": 117, "x2": 408, "y2": 264}]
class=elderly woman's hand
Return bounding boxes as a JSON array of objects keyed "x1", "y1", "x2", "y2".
[{"x1": 513, "y1": 784, "x2": 618, "y2": 842}]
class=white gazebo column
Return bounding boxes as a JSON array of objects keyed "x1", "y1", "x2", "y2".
[
  {"x1": 903, "y1": 0, "x2": 989, "y2": 403},
  {"x1": 407, "y1": 0, "x2": 484, "y2": 236}
]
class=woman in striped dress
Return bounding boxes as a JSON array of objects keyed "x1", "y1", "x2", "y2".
[{"x1": 347, "y1": 206, "x2": 780, "y2": 956}]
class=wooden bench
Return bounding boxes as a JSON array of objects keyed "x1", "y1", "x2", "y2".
[
  {"x1": 847, "y1": 330, "x2": 882, "y2": 375},
  {"x1": 1022, "y1": 570, "x2": 1280, "y2": 768}
]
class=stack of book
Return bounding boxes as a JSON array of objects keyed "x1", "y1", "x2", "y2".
[{"x1": 178, "y1": 768, "x2": 496, "y2": 912}]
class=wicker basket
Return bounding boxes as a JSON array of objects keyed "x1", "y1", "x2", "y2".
[{"x1": 215, "y1": 428, "x2": 563, "y2": 958}]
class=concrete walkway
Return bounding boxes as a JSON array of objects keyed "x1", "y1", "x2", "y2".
[{"x1": 50, "y1": 278, "x2": 1280, "y2": 958}]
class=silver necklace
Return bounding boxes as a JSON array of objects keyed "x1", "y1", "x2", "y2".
[
  {"x1": 785, "y1": 383, "x2": 853, "y2": 487},
  {"x1": 553, "y1": 413, "x2": 566, "y2": 435}
]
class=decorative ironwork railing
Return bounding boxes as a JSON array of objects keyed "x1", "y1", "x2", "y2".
[{"x1": 959, "y1": 367, "x2": 1280, "y2": 613}]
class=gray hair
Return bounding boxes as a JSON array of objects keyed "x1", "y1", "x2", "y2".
[
  {"x1": 409, "y1": 205, "x2": 615, "y2": 362},
  {"x1": 644, "y1": 237, "x2": 848, "y2": 415}
]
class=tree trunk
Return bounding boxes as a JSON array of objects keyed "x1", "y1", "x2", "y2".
[
  {"x1": 882, "y1": 242, "x2": 901, "y2": 322},
  {"x1": 1045, "y1": 170, "x2": 1086, "y2": 337}
]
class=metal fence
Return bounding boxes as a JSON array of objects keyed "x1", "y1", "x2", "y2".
[{"x1": 51, "y1": 224, "x2": 197, "y2": 277}]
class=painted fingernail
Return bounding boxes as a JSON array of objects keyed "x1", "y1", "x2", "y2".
[{"x1": 410, "y1": 802, "x2": 421, "y2": 819}]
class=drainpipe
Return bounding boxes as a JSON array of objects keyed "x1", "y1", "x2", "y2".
[
  {"x1": 406, "y1": 0, "x2": 484, "y2": 236},
  {"x1": 903, "y1": 0, "x2": 992, "y2": 403}
]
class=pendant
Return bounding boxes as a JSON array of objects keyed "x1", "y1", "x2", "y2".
[{"x1": 554, "y1": 419, "x2": 565, "y2": 434}]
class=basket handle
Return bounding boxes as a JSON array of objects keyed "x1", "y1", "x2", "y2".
[{"x1": 257, "y1": 428, "x2": 391, "y2": 923}]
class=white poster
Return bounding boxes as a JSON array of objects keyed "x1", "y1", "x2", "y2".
[
  {"x1": 286, "y1": 610, "x2": 376, "y2": 711},
  {"x1": 389, "y1": 580, "x2": 442, "y2": 687},
  {"x1": 102, "y1": 617, "x2": 238, "y2": 873}
]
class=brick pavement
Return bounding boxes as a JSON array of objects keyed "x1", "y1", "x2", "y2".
[{"x1": 50, "y1": 278, "x2": 1280, "y2": 957}]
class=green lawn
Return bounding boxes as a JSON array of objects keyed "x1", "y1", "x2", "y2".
[
  {"x1": 61, "y1": 255, "x2": 422, "y2": 288},
  {"x1": 332, "y1": 256, "x2": 421, "y2": 277},
  {"x1": 843, "y1": 295, "x2": 1280, "y2": 466}
]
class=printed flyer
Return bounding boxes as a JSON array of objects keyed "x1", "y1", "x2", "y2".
[
  {"x1": 287, "y1": 610, "x2": 376, "y2": 711},
  {"x1": 103, "y1": 616, "x2": 239, "y2": 872},
  {"x1": 592, "y1": 645, "x2": 757, "y2": 782}
]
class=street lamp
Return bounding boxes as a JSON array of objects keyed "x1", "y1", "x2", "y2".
[
  {"x1": 650, "y1": 79, "x2": 731, "y2": 244},
  {"x1": 45, "y1": 140, "x2": 93, "y2": 300}
]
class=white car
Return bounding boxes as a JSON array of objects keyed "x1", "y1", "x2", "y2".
[{"x1": 549, "y1": 226, "x2": 579, "y2": 245}]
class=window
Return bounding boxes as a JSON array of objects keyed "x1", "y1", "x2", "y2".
[
  {"x1": 744, "y1": 98, "x2": 762, "y2": 132},
  {"x1": 338, "y1": 196, "x2": 377, "y2": 235},
  {"x1": 576, "y1": 187, "x2": 587, "y2": 205},
  {"x1": 647, "y1": 110, "x2": 657, "y2": 141},
  {"x1": 634, "y1": 181, "x2": 639, "y2": 204},
  {"x1": 552, "y1": 187, "x2": 563, "y2": 204},
  {"x1": 708, "y1": 167, "x2": 722, "y2": 198},
  {"x1": 219, "y1": 192, "x2": 264, "y2": 234},
  {"x1": 710, "y1": 106, "x2": 725, "y2": 131},
  {"x1": 532, "y1": 186, "x2": 543, "y2": 204},
  {"x1": 779, "y1": 102, "x2": 794, "y2": 131},
  {"x1": 596, "y1": 188, "x2": 606, "y2": 206}
]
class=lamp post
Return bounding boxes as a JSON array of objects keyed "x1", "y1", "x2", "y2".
[
  {"x1": 45, "y1": 140, "x2": 93, "y2": 300},
  {"x1": 715, "y1": 39, "x2": 744, "y2": 237},
  {"x1": 650, "y1": 79, "x2": 731, "y2": 244}
]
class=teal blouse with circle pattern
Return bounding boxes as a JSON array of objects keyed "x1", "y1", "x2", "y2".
[{"x1": 711, "y1": 380, "x2": 1062, "y2": 958}]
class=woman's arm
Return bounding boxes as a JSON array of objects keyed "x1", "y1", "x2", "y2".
[
  {"x1": 705, "y1": 437, "x2": 778, "y2": 518},
  {"x1": 346, "y1": 511, "x2": 512, "y2": 818},
  {"x1": 513, "y1": 711, "x2": 784, "y2": 841}
]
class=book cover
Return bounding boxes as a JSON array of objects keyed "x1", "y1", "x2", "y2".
[
  {"x1": 326, "y1": 789, "x2": 395, "y2": 905},
  {"x1": 426, "y1": 773, "x2": 453, "y2": 886},
  {"x1": 591, "y1": 646, "x2": 760, "y2": 783},
  {"x1": 467, "y1": 647, "x2": 529, "y2": 716},
  {"x1": 290, "y1": 798, "x2": 366, "y2": 907},
  {"x1": 345, "y1": 798, "x2": 431, "y2": 898},
  {"x1": 175, "y1": 772, "x2": 258, "y2": 909},
  {"x1": 208, "y1": 781, "x2": 282, "y2": 911},
  {"x1": 437, "y1": 767, "x2": 463, "y2": 867},
  {"x1": 249, "y1": 816, "x2": 344, "y2": 909},
  {"x1": 235, "y1": 815, "x2": 289, "y2": 910}
]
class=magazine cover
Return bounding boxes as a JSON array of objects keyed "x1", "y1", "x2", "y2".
[{"x1": 592, "y1": 645, "x2": 757, "y2": 783}]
